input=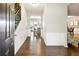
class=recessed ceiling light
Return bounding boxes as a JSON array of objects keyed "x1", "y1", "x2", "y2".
[
  {"x1": 30, "y1": 16, "x2": 41, "y2": 19},
  {"x1": 30, "y1": 3, "x2": 39, "y2": 6}
]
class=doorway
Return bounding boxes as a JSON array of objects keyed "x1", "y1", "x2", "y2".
[
  {"x1": 67, "y1": 3, "x2": 79, "y2": 48},
  {"x1": 67, "y1": 16, "x2": 79, "y2": 48},
  {"x1": 30, "y1": 16, "x2": 42, "y2": 40}
]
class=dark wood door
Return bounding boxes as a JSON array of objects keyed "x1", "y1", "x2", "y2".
[{"x1": 0, "y1": 3, "x2": 15, "y2": 56}]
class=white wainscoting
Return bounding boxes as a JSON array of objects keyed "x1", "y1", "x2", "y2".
[{"x1": 45, "y1": 32, "x2": 68, "y2": 47}]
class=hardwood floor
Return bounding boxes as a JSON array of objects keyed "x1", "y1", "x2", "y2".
[
  {"x1": 46, "y1": 46, "x2": 79, "y2": 56},
  {"x1": 16, "y1": 37, "x2": 79, "y2": 56}
]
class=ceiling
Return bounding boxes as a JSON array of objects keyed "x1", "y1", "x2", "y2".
[
  {"x1": 22, "y1": 3, "x2": 79, "y2": 16},
  {"x1": 22, "y1": 3, "x2": 45, "y2": 16}
]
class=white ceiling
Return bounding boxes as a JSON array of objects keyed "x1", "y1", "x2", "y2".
[
  {"x1": 22, "y1": 3, "x2": 79, "y2": 16},
  {"x1": 22, "y1": 3, "x2": 45, "y2": 16}
]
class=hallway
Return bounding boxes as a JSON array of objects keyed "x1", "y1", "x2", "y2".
[
  {"x1": 16, "y1": 37, "x2": 79, "y2": 56},
  {"x1": 0, "y1": 3, "x2": 79, "y2": 56}
]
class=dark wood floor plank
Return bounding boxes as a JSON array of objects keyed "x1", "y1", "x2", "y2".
[{"x1": 16, "y1": 37, "x2": 79, "y2": 56}]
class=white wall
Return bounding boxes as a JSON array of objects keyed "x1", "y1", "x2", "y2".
[
  {"x1": 74, "y1": 28, "x2": 79, "y2": 34},
  {"x1": 15, "y1": 4, "x2": 28, "y2": 54},
  {"x1": 43, "y1": 4, "x2": 67, "y2": 47}
]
